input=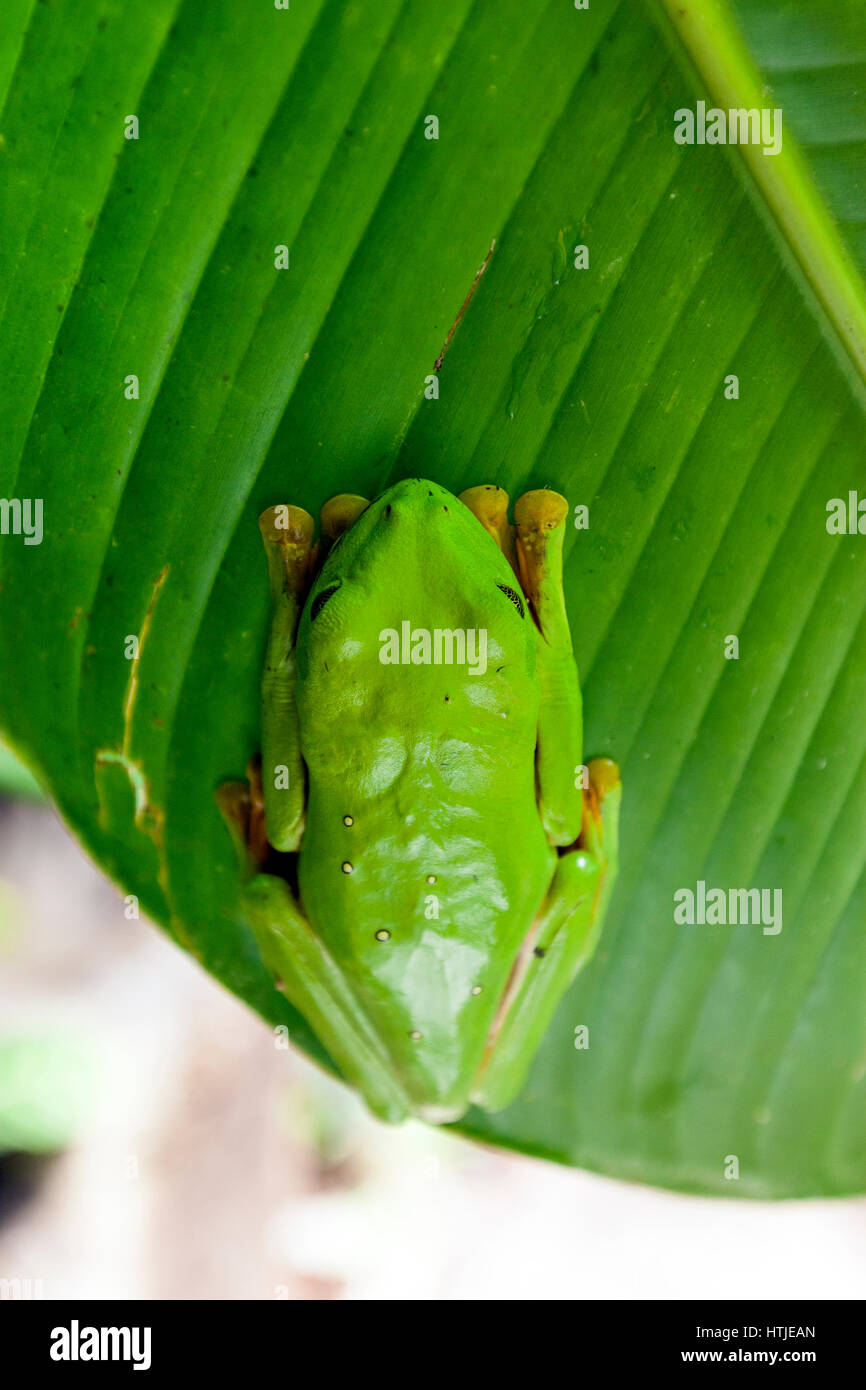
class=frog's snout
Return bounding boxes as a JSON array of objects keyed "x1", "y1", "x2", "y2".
[{"x1": 376, "y1": 477, "x2": 453, "y2": 522}]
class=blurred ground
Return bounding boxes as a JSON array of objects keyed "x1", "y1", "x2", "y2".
[{"x1": 1, "y1": 798, "x2": 865, "y2": 1301}]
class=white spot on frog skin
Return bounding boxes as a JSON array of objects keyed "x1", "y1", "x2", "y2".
[
  {"x1": 435, "y1": 737, "x2": 489, "y2": 795},
  {"x1": 341, "y1": 861, "x2": 353, "y2": 874},
  {"x1": 463, "y1": 681, "x2": 505, "y2": 714},
  {"x1": 359, "y1": 737, "x2": 408, "y2": 796},
  {"x1": 343, "y1": 814, "x2": 354, "y2": 826},
  {"x1": 375, "y1": 929, "x2": 390, "y2": 942},
  {"x1": 409, "y1": 1030, "x2": 423, "y2": 1041},
  {"x1": 471, "y1": 985, "x2": 482, "y2": 995},
  {"x1": 426, "y1": 874, "x2": 437, "y2": 884},
  {"x1": 376, "y1": 929, "x2": 491, "y2": 1010}
]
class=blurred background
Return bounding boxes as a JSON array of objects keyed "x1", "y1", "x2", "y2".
[{"x1": 2, "y1": 749, "x2": 866, "y2": 1302}]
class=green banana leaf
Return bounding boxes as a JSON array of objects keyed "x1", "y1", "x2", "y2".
[
  {"x1": 0, "y1": 739, "x2": 42, "y2": 800},
  {"x1": 1, "y1": 0, "x2": 864, "y2": 1196}
]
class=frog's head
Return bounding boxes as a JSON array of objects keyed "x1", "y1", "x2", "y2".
[{"x1": 297, "y1": 478, "x2": 536, "y2": 685}]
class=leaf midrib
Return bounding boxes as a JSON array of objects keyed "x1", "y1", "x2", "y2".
[{"x1": 655, "y1": 0, "x2": 866, "y2": 396}]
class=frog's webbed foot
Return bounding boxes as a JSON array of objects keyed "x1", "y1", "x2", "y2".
[
  {"x1": 458, "y1": 484, "x2": 518, "y2": 574},
  {"x1": 259, "y1": 493, "x2": 370, "y2": 602},
  {"x1": 471, "y1": 756, "x2": 621, "y2": 1114},
  {"x1": 215, "y1": 755, "x2": 270, "y2": 876}
]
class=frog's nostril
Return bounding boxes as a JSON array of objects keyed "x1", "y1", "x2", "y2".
[{"x1": 385, "y1": 503, "x2": 392, "y2": 516}]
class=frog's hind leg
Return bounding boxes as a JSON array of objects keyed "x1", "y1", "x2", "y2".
[
  {"x1": 243, "y1": 874, "x2": 411, "y2": 1125},
  {"x1": 215, "y1": 772, "x2": 410, "y2": 1125},
  {"x1": 515, "y1": 488, "x2": 583, "y2": 847},
  {"x1": 470, "y1": 758, "x2": 621, "y2": 1115},
  {"x1": 458, "y1": 484, "x2": 518, "y2": 574}
]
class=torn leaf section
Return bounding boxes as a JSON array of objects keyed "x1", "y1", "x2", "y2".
[
  {"x1": 91, "y1": 749, "x2": 173, "y2": 934},
  {"x1": 94, "y1": 747, "x2": 164, "y2": 849},
  {"x1": 92, "y1": 567, "x2": 172, "y2": 920}
]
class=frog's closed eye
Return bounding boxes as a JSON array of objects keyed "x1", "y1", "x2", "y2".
[
  {"x1": 310, "y1": 583, "x2": 341, "y2": 621},
  {"x1": 496, "y1": 583, "x2": 525, "y2": 619}
]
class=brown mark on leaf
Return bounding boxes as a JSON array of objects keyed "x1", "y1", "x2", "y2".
[
  {"x1": 121, "y1": 563, "x2": 170, "y2": 754},
  {"x1": 434, "y1": 239, "x2": 496, "y2": 373},
  {"x1": 93, "y1": 565, "x2": 184, "y2": 935}
]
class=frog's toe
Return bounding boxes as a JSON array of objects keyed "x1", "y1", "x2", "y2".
[
  {"x1": 458, "y1": 484, "x2": 517, "y2": 570},
  {"x1": 459, "y1": 483, "x2": 509, "y2": 532},
  {"x1": 216, "y1": 761, "x2": 270, "y2": 874},
  {"x1": 580, "y1": 757, "x2": 621, "y2": 866},
  {"x1": 513, "y1": 488, "x2": 569, "y2": 613},
  {"x1": 215, "y1": 780, "x2": 254, "y2": 874},
  {"x1": 258, "y1": 503, "x2": 315, "y2": 547},
  {"x1": 587, "y1": 756, "x2": 621, "y2": 802},
  {"x1": 514, "y1": 488, "x2": 569, "y2": 534},
  {"x1": 244, "y1": 753, "x2": 269, "y2": 867},
  {"x1": 320, "y1": 493, "x2": 369, "y2": 541},
  {"x1": 258, "y1": 504, "x2": 315, "y2": 601},
  {"x1": 215, "y1": 780, "x2": 249, "y2": 836}
]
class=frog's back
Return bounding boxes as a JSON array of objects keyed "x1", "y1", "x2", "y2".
[
  {"x1": 295, "y1": 484, "x2": 555, "y2": 1119},
  {"x1": 298, "y1": 659, "x2": 553, "y2": 1120}
]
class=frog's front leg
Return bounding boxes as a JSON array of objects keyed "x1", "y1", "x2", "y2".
[
  {"x1": 459, "y1": 483, "x2": 583, "y2": 844},
  {"x1": 258, "y1": 494, "x2": 368, "y2": 852},
  {"x1": 258, "y1": 504, "x2": 315, "y2": 852},
  {"x1": 471, "y1": 758, "x2": 621, "y2": 1114},
  {"x1": 216, "y1": 777, "x2": 410, "y2": 1125},
  {"x1": 515, "y1": 489, "x2": 583, "y2": 847}
]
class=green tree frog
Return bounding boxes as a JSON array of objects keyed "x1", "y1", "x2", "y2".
[{"x1": 218, "y1": 478, "x2": 620, "y2": 1124}]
